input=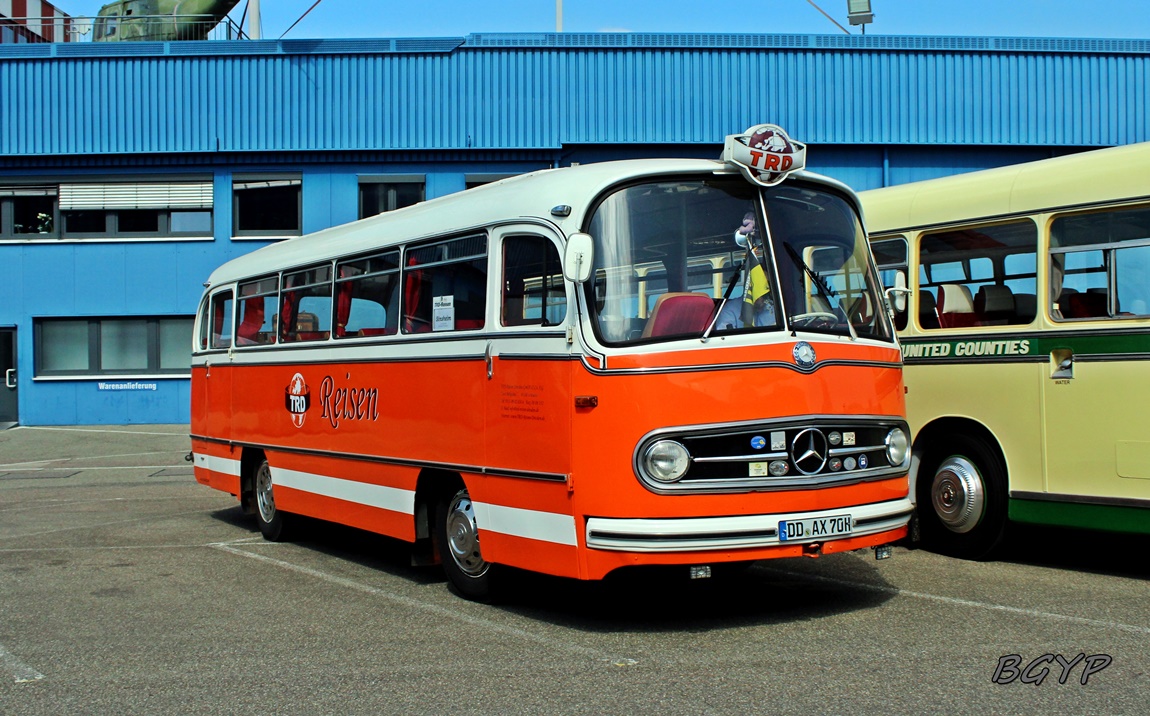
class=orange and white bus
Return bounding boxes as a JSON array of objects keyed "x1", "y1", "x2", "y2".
[{"x1": 191, "y1": 125, "x2": 912, "y2": 600}]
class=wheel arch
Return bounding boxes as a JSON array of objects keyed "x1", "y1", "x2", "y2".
[
  {"x1": 910, "y1": 417, "x2": 1006, "y2": 508},
  {"x1": 411, "y1": 468, "x2": 465, "y2": 566},
  {"x1": 238, "y1": 446, "x2": 266, "y2": 516}
]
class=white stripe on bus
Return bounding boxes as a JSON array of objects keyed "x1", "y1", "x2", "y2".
[
  {"x1": 193, "y1": 453, "x2": 241, "y2": 476},
  {"x1": 472, "y1": 502, "x2": 579, "y2": 547},
  {"x1": 194, "y1": 455, "x2": 576, "y2": 546},
  {"x1": 273, "y1": 467, "x2": 416, "y2": 516}
]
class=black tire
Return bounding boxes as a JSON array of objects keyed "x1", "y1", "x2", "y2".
[
  {"x1": 435, "y1": 487, "x2": 496, "y2": 601},
  {"x1": 916, "y1": 434, "x2": 1007, "y2": 560},
  {"x1": 253, "y1": 458, "x2": 295, "y2": 542}
]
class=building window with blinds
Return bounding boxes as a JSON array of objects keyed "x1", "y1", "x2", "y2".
[
  {"x1": 0, "y1": 181, "x2": 213, "y2": 240},
  {"x1": 233, "y1": 174, "x2": 302, "y2": 238},
  {"x1": 34, "y1": 317, "x2": 194, "y2": 378}
]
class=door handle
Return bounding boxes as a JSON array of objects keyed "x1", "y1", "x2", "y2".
[
  {"x1": 4, "y1": 368, "x2": 14, "y2": 389},
  {"x1": 485, "y1": 342, "x2": 494, "y2": 380}
]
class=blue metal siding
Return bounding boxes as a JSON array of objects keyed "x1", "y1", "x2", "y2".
[
  {"x1": 2, "y1": 36, "x2": 1148, "y2": 158},
  {"x1": 2, "y1": 32, "x2": 1148, "y2": 425}
]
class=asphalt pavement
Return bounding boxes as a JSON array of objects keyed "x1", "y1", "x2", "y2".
[{"x1": 1, "y1": 425, "x2": 1148, "y2": 715}]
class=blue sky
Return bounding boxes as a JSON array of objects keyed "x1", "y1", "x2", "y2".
[{"x1": 61, "y1": 1, "x2": 1150, "y2": 40}]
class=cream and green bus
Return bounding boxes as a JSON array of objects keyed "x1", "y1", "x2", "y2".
[{"x1": 860, "y1": 142, "x2": 1150, "y2": 559}]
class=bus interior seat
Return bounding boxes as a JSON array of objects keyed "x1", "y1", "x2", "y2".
[
  {"x1": 641, "y1": 292, "x2": 716, "y2": 338},
  {"x1": 974, "y1": 285, "x2": 1015, "y2": 325},
  {"x1": 937, "y1": 284, "x2": 977, "y2": 328},
  {"x1": 236, "y1": 299, "x2": 265, "y2": 345},
  {"x1": 1014, "y1": 293, "x2": 1037, "y2": 323},
  {"x1": 1065, "y1": 290, "x2": 1108, "y2": 319},
  {"x1": 918, "y1": 289, "x2": 940, "y2": 329}
]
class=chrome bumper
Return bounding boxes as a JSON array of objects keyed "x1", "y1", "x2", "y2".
[{"x1": 585, "y1": 497, "x2": 913, "y2": 552}]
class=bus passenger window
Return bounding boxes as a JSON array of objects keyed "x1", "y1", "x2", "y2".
[
  {"x1": 281, "y1": 265, "x2": 333, "y2": 342},
  {"x1": 209, "y1": 290, "x2": 233, "y2": 349},
  {"x1": 403, "y1": 235, "x2": 487, "y2": 333},
  {"x1": 918, "y1": 221, "x2": 1037, "y2": 329},
  {"x1": 335, "y1": 251, "x2": 401, "y2": 338},
  {"x1": 502, "y1": 235, "x2": 565, "y2": 327},
  {"x1": 237, "y1": 276, "x2": 279, "y2": 346}
]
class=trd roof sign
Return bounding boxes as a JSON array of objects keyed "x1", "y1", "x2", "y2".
[{"x1": 721, "y1": 124, "x2": 807, "y2": 187}]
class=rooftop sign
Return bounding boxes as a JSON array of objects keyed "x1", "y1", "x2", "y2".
[{"x1": 721, "y1": 124, "x2": 807, "y2": 187}]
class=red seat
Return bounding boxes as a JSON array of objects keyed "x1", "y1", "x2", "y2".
[{"x1": 641, "y1": 292, "x2": 716, "y2": 338}]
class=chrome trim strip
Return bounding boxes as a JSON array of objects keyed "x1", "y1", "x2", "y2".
[
  {"x1": 828, "y1": 444, "x2": 885, "y2": 456},
  {"x1": 692, "y1": 451, "x2": 788, "y2": 463},
  {"x1": 188, "y1": 434, "x2": 568, "y2": 483},
  {"x1": 585, "y1": 498, "x2": 913, "y2": 552}
]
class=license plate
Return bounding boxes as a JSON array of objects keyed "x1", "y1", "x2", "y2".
[{"x1": 778, "y1": 514, "x2": 853, "y2": 542}]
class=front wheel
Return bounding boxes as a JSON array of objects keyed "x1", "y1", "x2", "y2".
[
  {"x1": 254, "y1": 459, "x2": 295, "y2": 541},
  {"x1": 916, "y1": 434, "x2": 1007, "y2": 560},
  {"x1": 435, "y1": 487, "x2": 495, "y2": 601}
]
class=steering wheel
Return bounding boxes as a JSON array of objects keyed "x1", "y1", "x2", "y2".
[{"x1": 789, "y1": 312, "x2": 839, "y2": 329}]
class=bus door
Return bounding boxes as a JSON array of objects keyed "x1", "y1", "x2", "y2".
[
  {"x1": 193, "y1": 288, "x2": 235, "y2": 443},
  {"x1": 1041, "y1": 335, "x2": 1150, "y2": 505},
  {"x1": 1042, "y1": 213, "x2": 1150, "y2": 506},
  {"x1": 484, "y1": 228, "x2": 574, "y2": 479}
]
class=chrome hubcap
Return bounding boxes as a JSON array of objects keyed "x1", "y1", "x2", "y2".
[
  {"x1": 931, "y1": 456, "x2": 985, "y2": 533},
  {"x1": 445, "y1": 491, "x2": 488, "y2": 577},
  {"x1": 255, "y1": 463, "x2": 276, "y2": 523}
]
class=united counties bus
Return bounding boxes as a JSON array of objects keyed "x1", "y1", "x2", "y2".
[
  {"x1": 191, "y1": 125, "x2": 912, "y2": 600},
  {"x1": 861, "y1": 142, "x2": 1150, "y2": 559}
]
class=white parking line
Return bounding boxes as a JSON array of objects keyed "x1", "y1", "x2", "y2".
[
  {"x1": 0, "y1": 509, "x2": 215, "y2": 541},
  {"x1": 0, "y1": 451, "x2": 189, "y2": 469},
  {"x1": 12, "y1": 426, "x2": 187, "y2": 437},
  {"x1": 765, "y1": 567, "x2": 1150, "y2": 636},
  {"x1": 211, "y1": 541, "x2": 637, "y2": 666},
  {"x1": 0, "y1": 644, "x2": 44, "y2": 684}
]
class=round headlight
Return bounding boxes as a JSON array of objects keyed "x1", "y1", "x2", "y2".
[
  {"x1": 885, "y1": 428, "x2": 909, "y2": 467},
  {"x1": 643, "y1": 440, "x2": 691, "y2": 483}
]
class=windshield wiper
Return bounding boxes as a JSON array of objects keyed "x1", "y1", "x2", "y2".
[
  {"x1": 701, "y1": 260, "x2": 744, "y2": 343},
  {"x1": 782, "y1": 243, "x2": 857, "y2": 341}
]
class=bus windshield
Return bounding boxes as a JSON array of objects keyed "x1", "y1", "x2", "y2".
[{"x1": 585, "y1": 177, "x2": 891, "y2": 345}]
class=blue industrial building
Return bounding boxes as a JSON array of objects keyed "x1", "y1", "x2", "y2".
[{"x1": 1, "y1": 32, "x2": 1147, "y2": 425}]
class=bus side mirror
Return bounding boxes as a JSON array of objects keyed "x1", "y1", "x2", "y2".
[
  {"x1": 885, "y1": 270, "x2": 909, "y2": 313},
  {"x1": 564, "y1": 233, "x2": 594, "y2": 284}
]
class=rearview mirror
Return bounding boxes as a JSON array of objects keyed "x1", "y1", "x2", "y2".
[
  {"x1": 884, "y1": 270, "x2": 909, "y2": 313},
  {"x1": 563, "y1": 232, "x2": 594, "y2": 284}
]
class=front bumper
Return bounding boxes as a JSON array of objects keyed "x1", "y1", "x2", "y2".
[{"x1": 585, "y1": 497, "x2": 913, "y2": 552}]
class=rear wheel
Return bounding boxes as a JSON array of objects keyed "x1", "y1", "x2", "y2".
[
  {"x1": 917, "y1": 434, "x2": 1007, "y2": 560},
  {"x1": 254, "y1": 459, "x2": 295, "y2": 541},
  {"x1": 436, "y1": 487, "x2": 495, "y2": 601}
]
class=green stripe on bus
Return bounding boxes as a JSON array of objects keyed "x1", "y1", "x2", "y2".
[
  {"x1": 901, "y1": 330, "x2": 1150, "y2": 361},
  {"x1": 1009, "y1": 498, "x2": 1150, "y2": 535}
]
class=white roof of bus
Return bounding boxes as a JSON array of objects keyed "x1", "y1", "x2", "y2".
[
  {"x1": 859, "y1": 141, "x2": 1150, "y2": 234},
  {"x1": 205, "y1": 157, "x2": 851, "y2": 287}
]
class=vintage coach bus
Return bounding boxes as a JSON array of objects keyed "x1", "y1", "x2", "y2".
[
  {"x1": 862, "y1": 142, "x2": 1150, "y2": 559},
  {"x1": 191, "y1": 125, "x2": 912, "y2": 600}
]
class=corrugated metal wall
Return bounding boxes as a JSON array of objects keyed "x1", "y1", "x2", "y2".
[{"x1": 1, "y1": 33, "x2": 1146, "y2": 157}]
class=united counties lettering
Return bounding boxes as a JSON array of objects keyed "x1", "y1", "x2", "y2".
[
  {"x1": 903, "y1": 339, "x2": 1030, "y2": 359},
  {"x1": 319, "y1": 375, "x2": 380, "y2": 429}
]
